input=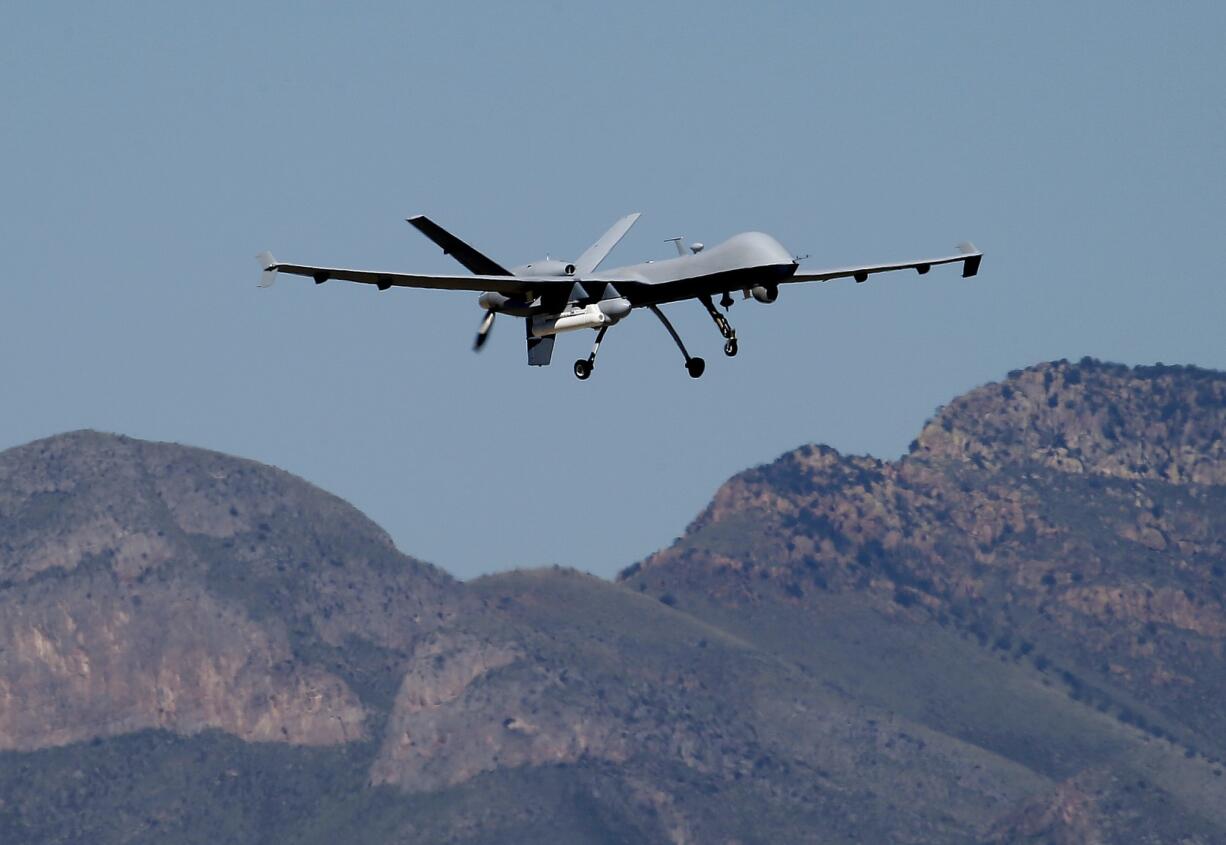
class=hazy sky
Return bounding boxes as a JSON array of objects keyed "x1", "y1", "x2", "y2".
[{"x1": 3, "y1": 4, "x2": 1223, "y2": 579}]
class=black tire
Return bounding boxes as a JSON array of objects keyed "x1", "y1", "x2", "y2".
[
  {"x1": 574, "y1": 359, "x2": 592, "y2": 380},
  {"x1": 686, "y1": 357, "x2": 706, "y2": 378},
  {"x1": 723, "y1": 339, "x2": 738, "y2": 357}
]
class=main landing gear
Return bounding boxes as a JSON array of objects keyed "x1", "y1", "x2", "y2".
[
  {"x1": 700, "y1": 294, "x2": 738, "y2": 357},
  {"x1": 573, "y1": 325, "x2": 607, "y2": 380},
  {"x1": 648, "y1": 305, "x2": 705, "y2": 378},
  {"x1": 572, "y1": 298, "x2": 736, "y2": 380}
]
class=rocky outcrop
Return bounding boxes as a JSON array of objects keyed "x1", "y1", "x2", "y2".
[
  {"x1": 0, "y1": 579, "x2": 364, "y2": 750},
  {"x1": 0, "y1": 431, "x2": 466, "y2": 752},
  {"x1": 915, "y1": 359, "x2": 1226, "y2": 484},
  {"x1": 371, "y1": 631, "x2": 630, "y2": 791}
]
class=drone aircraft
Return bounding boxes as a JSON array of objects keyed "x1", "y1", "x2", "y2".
[{"x1": 258, "y1": 214, "x2": 981, "y2": 379}]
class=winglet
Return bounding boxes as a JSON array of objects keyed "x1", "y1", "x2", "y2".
[
  {"x1": 257, "y1": 251, "x2": 278, "y2": 288},
  {"x1": 957, "y1": 242, "x2": 982, "y2": 278}
]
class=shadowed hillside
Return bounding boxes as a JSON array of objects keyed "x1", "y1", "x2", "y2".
[{"x1": 2, "y1": 360, "x2": 1225, "y2": 843}]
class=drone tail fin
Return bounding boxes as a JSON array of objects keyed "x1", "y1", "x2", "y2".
[
  {"x1": 526, "y1": 319, "x2": 555, "y2": 366},
  {"x1": 572, "y1": 212, "x2": 641, "y2": 277},
  {"x1": 406, "y1": 215, "x2": 512, "y2": 276}
]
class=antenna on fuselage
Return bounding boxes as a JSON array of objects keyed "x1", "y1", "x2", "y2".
[{"x1": 665, "y1": 237, "x2": 703, "y2": 256}]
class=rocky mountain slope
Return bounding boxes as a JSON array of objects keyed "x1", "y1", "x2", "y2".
[
  {"x1": 2, "y1": 359, "x2": 1225, "y2": 843},
  {"x1": 625, "y1": 359, "x2": 1226, "y2": 842},
  {"x1": 0, "y1": 431, "x2": 464, "y2": 754}
]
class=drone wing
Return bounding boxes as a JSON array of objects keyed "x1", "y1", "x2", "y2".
[
  {"x1": 788, "y1": 243, "x2": 982, "y2": 284},
  {"x1": 602, "y1": 243, "x2": 982, "y2": 308},
  {"x1": 257, "y1": 255, "x2": 573, "y2": 298}
]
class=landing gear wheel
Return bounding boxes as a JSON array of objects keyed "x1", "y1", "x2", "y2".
[
  {"x1": 574, "y1": 359, "x2": 592, "y2": 380},
  {"x1": 723, "y1": 338, "x2": 738, "y2": 357},
  {"x1": 686, "y1": 357, "x2": 706, "y2": 379}
]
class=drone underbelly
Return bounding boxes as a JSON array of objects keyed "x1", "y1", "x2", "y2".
[{"x1": 529, "y1": 298, "x2": 631, "y2": 338}]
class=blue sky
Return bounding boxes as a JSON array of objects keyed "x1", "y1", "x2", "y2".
[{"x1": 3, "y1": 3, "x2": 1223, "y2": 579}]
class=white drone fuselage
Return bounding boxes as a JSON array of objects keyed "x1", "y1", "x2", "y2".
[{"x1": 496, "y1": 231, "x2": 798, "y2": 338}]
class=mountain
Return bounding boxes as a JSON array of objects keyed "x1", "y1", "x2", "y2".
[
  {"x1": 0, "y1": 431, "x2": 465, "y2": 751},
  {"x1": 623, "y1": 358, "x2": 1226, "y2": 841},
  {"x1": 2, "y1": 359, "x2": 1225, "y2": 843}
]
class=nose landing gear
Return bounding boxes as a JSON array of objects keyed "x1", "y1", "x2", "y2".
[{"x1": 701, "y1": 295, "x2": 739, "y2": 357}]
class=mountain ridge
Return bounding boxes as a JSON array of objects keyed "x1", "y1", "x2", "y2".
[{"x1": 3, "y1": 359, "x2": 1225, "y2": 843}]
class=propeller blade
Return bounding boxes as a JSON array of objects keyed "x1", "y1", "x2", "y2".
[{"x1": 473, "y1": 310, "x2": 496, "y2": 351}]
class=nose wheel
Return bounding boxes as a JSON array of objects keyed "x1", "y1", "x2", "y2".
[{"x1": 702, "y1": 295, "x2": 739, "y2": 358}]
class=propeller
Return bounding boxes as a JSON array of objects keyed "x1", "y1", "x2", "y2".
[
  {"x1": 474, "y1": 310, "x2": 496, "y2": 351},
  {"x1": 468, "y1": 213, "x2": 641, "y2": 354}
]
